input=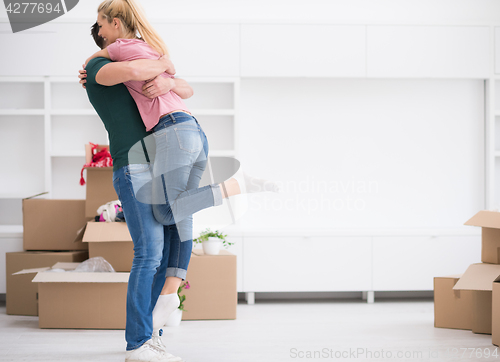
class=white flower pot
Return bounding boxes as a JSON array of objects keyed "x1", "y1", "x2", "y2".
[
  {"x1": 202, "y1": 237, "x2": 222, "y2": 255},
  {"x1": 165, "y1": 308, "x2": 183, "y2": 327}
]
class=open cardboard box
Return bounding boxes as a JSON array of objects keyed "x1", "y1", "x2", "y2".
[
  {"x1": 82, "y1": 221, "x2": 134, "y2": 272},
  {"x1": 453, "y1": 263, "x2": 500, "y2": 335},
  {"x1": 434, "y1": 274, "x2": 473, "y2": 330},
  {"x1": 23, "y1": 195, "x2": 88, "y2": 251},
  {"x1": 84, "y1": 144, "x2": 117, "y2": 219},
  {"x1": 6, "y1": 251, "x2": 88, "y2": 316},
  {"x1": 31, "y1": 261, "x2": 129, "y2": 329},
  {"x1": 465, "y1": 211, "x2": 500, "y2": 264}
]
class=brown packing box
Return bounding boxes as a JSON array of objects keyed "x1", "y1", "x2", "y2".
[
  {"x1": 182, "y1": 249, "x2": 237, "y2": 320},
  {"x1": 32, "y1": 262, "x2": 129, "y2": 329},
  {"x1": 82, "y1": 221, "x2": 134, "y2": 272},
  {"x1": 434, "y1": 274, "x2": 473, "y2": 330},
  {"x1": 6, "y1": 251, "x2": 88, "y2": 315},
  {"x1": 84, "y1": 144, "x2": 117, "y2": 219},
  {"x1": 465, "y1": 211, "x2": 500, "y2": 264},
  {"x1": 453, "y1": 263, "x2": 500, "y2": 334},
  {"x1": 23, "y1": 198, "x2": 88, "y2": 251}
]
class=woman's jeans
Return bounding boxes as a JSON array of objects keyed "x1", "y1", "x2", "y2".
[
  {"x1": 150, "y1": 112, "x2": 223, "y2": 242},
  {"x1": 113, "y1": 164, "x2": 193, "y2": 351}
]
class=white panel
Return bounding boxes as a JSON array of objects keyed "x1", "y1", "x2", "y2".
[
  {"x1": 367, "y1": 26, "x2": 490, "y2": 78},
  {"x1": 0, "y1": 238, "x2": 24, "y2": 294},
  {"x1": 154, "y1": 24, "x2": 240, "y2": 77},
  {"x1": 241, "y1": 24, "x2": 366, "y2": 77},
  {"x1": 243, "y1": 237, "x2": 371, "y2": 292},
  {"x1": 496, "y1": 28, "x2": 500, "y2": 74},
  {"x1": 0, "y1": 82, "x2": 44, "y2": 109},
  {"x1": 239, "y1": 78, "x2": 484, "y2": 230},
  {"x1": 373, "y1": 236, "x2": 481, "y2": 291}
]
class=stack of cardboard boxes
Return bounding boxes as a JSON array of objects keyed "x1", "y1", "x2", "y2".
[
  {"x1": 434, "y1": 211, "x2": 500, "y2": 345},
  {"x1": 6, "y1": 144, "x2": 237, "y2": 329}
]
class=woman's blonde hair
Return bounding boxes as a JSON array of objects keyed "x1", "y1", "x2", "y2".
[{"x1": 98, "y1": 0, "x2": 169, "y2": 57}]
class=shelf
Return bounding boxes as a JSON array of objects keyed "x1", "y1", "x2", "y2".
[
  {"x1": 50, "y1": 109, "x2": 96, "y2": 116},
  {"x1": 495, "y1": 151, "x2": 500, "y2": 157},
  {"x1": 51, "y1": 150, "x2": 85, "y2": 157},
  {"x1": 0, "y1": 109, "x2": 45, "y2": 115}
]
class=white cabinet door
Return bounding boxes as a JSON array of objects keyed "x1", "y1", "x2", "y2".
[
  {"x1": 225, "y1": 236, "x2": 244, "y2": 292},
  {"x1": 373, "y1": 235, "x2": 481, "y2": 291},
  {"x1": 367, "y1": 26, "x2": 490, "y2": 78},
  {"x1": 243, "y1": 236, "x2": 371, "y2": 292},
  {"x1": 155, "y1": 24, "x2": 240, "y2": 77},
  {"x1": 241, "y1": 24, "x2": 366, "y2": 77}
]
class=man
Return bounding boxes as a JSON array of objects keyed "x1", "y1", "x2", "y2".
[{"x1": 80, "y1": 23, "x2": 192, "y2": 362}]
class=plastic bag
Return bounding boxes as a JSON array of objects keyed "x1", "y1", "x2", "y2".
[{"x1": 74, "y1": 257, "x2": 115, "y2": 272}]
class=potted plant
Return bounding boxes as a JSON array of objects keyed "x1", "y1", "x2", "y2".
[
  {"x1": 165, "y1": 280, "x2": 190, "y2": 327},
  {"x1": 193, "y1": 228, "x2": 233, "y2": 255}
]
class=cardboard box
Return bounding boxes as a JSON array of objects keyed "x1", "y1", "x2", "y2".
[
  {"x1": 453, "y1": 263, "x2": 500, "y2": 334},
  {"x1": 434, "y1": 274, "x2": 473, "y2": 330},
  {"x1": 84, "y1": 144, "x2": 117, "y2": 219},
  {"x1": 32, "y1": 262, "x2": 129, "y2": 329},
  {"x1": 182, "y1": 249, "x2": 237, "y2": 320},
  {"x1": 492, "y1": 281, "x2": 500, "y2": 346},
  {"x1": 82, "y1": 221, "x2": 134, "y2": 272},
  {"x1": 23, "y1": 198, "x2": 88, "y2": 251},
  {"x1": 6, "y1": 251, "x2": 88, "y2": 315},
  {"x1": 465, "y1": 211, "x2": 500, "y2": 264}
]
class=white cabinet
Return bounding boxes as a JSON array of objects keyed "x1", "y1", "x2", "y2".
[
  {"x1": 373, "y1": 236, "x2": 481, "y2": 291},
  {"x1": 242, "y1": 236, "x2": 372, "y2": 292},
  {"x1": 0, "y1": 227, "x2": 24, "y2": 294},
  {"x1": 241, "y1": 24, "x2": 366, "y2": 77},
  {"x1": 367, "y1": 26, "x2": 490, "y2": 78}
]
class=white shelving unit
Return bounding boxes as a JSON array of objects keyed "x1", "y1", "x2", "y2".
[{"x1": 0, "y1": 74, "x2": 240, "y2": 219}]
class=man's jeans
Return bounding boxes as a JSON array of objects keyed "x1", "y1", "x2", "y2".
[{"x1": 113, "y1": 164, "x2": 192, "y2": 351}]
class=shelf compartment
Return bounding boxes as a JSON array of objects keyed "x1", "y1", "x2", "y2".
[
  {"x1": 51, "y1": 82, "x2": 94, "y2": 110},
  {"x1": 0, "y1": 82, "x2": 44, "y2": 109},
  {"x1": 183, "y1": 82, "x2": 234, "y2": 110},
  {"x1": 51, "y1": 157, "x2": 87, "y2": 199}
]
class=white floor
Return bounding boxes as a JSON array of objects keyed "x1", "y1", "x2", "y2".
[{"x1": 0, "y1": 297, "x2": 497, "y2": 362}]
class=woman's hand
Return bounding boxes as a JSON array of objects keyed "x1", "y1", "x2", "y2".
[
  {"x1": 79, "y1": 64, "x2": 87, "y2": 89},
  {"x1": 160, "y1": 55, "x2": 176, "y2": 75},
  {"x1": 142, "y1": 76, "x2": 175, "y2": 99}
]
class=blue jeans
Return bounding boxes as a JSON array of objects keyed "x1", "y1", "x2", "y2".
[
  {"x1": 150, "y1": 112, "x2": 223, "y2": 241},
  {"x1": 112, "y1": 164, "x2": 193, "y2": 351}
]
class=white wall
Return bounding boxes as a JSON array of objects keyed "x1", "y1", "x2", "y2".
[
  {"x1": 2, "y1": 0, "x2": 500, "y2": 24},
  {"x1": 238, "y1": 78, "x2": 484, "y2": 229}
]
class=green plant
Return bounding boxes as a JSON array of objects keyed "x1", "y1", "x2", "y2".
[
  {"x1": 193, "y1": 228, "x2": 234, "y2": 249},
  {"x1": 177, "y1": 280, "x2": 190, "y2": 312}
]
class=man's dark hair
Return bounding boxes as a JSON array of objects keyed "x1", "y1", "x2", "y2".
[{"x1": 91, "y1": 22, "x2": 105, "y2": 50}]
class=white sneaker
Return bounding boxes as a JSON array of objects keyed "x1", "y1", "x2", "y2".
[
  {"x1": 152, "y1": 329, "x2": 184, "y2": 362},
  {"x1": 125, "y1": 338, "x2": 181, "y2": 362}
]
